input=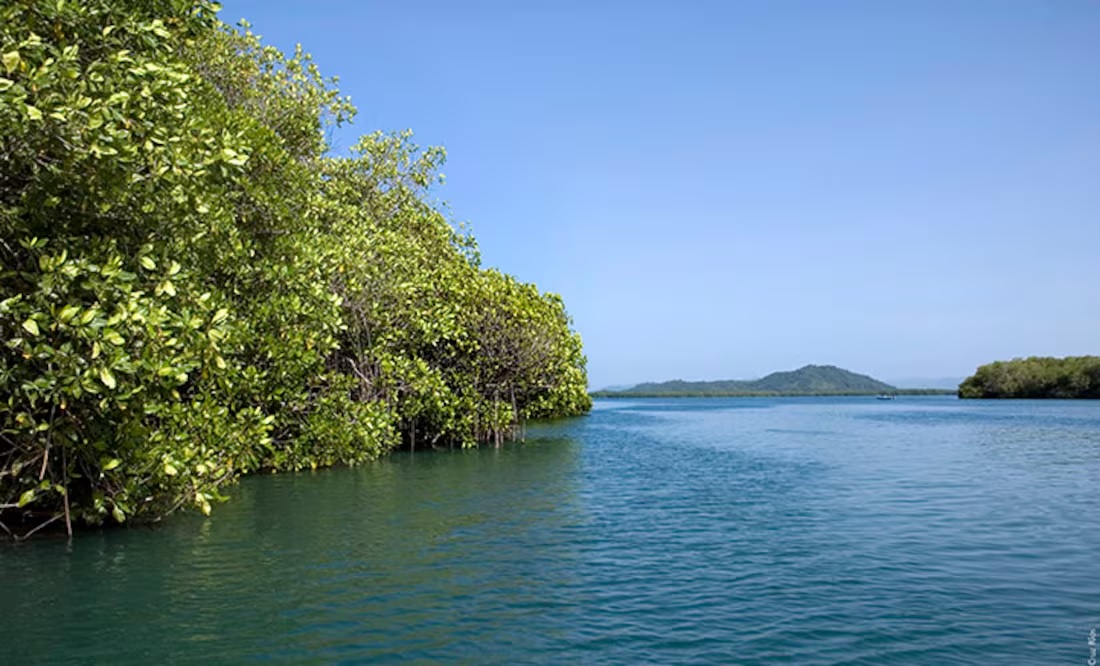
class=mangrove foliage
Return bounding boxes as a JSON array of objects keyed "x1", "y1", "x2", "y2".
[
  {"x1": 958, "y1": 356, "x2": 1100, "y2": 399},
  {"x1": 0, "y1": 0, "x2": 590, "y2": 538}
]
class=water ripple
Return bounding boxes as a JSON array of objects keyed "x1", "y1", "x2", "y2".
[{"x1": 2, "y1": 397, "x2": 1099, "y2": 664}]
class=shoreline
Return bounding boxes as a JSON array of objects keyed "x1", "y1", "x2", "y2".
[{"x1": 591, "y1": 390, "x2": 957, "y2": 398}]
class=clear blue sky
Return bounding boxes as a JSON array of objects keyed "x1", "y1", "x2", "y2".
[{"x1": 221, "y1": 0, "x2": 1100, "y2": 389}]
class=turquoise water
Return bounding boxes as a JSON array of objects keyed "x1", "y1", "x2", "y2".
[{"x1": 3, "y1": 397, "x2": 1099, "y2": 664}]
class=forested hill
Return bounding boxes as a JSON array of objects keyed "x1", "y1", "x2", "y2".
[
  {"x1": 595, "y1": 365, "x2": 909, "y2": 397},
  {"x1": 959, "y1": 356, "x2": 1100, "y2": 399}
]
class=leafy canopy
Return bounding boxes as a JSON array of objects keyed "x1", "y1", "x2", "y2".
[
  {"x1": 959, "y1": 356, "x2": 1100, "y2": 399},
  {"x1": 0, "y1": 0, "x2": 589, "y2": 538}
]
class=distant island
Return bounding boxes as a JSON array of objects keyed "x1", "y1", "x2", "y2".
[
  {"x1": 593, "y1": 365, "x2": 956, "y2": 398},
  {"x1": 959, "y1": 356, "x2": 1100, "y2": 399}
]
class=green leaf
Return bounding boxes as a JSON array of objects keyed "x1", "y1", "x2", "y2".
[
  {"x1": 99, "y1": 367, "x2": 117, "y2": 390},
  {"x1": 58, "y1": 305, "x2": 80, "y2": 322},
  {"x1": 111, "y1": 505, "x2": 125, "y2": 523},
  {"x1": 1, "y1": 51, "x2": 19, "y2": 75},
  {"x1": 21, "y1": 318, "x2": 39, "y2": 336},
  {"x1": 18, "y1": 489, "x2": 36, "y2": 507},
  {"x1": 163, "y1": 462, "x2": 178, "y2": 476},
  {"x1": 140, "y1": 256, "x2": 156, "y2": 270},
  {"x1": 26, "y1": 105, "x2": 42, "y2": 121},
  {"x1": 102, "y1": 458, "x2": 122, "y2": 471},
  {"x1": 0, "y1": 295, "x2": 22, "y2": 313}
]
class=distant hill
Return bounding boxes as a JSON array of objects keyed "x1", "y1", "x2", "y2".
[{"x1": 592, "y1": 365, "x2": 951, "y2": 397}]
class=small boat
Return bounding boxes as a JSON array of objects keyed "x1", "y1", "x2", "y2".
[{"x1": 876, "y1": 393, "x2": 896, "y2": 400}]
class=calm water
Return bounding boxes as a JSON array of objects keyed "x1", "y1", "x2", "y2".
[{"x1": 3, "y1": 397, "x2": 1099, "y2": 664}]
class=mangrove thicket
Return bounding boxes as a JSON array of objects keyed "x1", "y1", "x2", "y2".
[
  {"x1": 0, "y1": 0, "x2": 590, "y2": 538},
  {"x1": 958, "y1": 356, "x2": 1100, "y2": 399}
]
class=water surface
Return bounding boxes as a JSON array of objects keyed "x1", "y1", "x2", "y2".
[{"x1": 3, "y1": 397, "x2": 1098, "y2": 664}]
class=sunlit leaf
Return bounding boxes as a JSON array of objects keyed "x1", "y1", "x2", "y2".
[
  {"x1": 99, "y1": 368, "x2": 117, "y2": 389},
  {"x1": 1, "y1": 51, "x2": 19, "y2": 74}
]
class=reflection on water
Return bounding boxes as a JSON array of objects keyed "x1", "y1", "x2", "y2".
[{"x1": 3, "y1": 397, "x2": 1099, "y2": 664}]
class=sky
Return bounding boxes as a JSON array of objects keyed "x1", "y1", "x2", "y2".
[{"x1": 220, "y1": 0, "x2": 1100, "y2": 389}]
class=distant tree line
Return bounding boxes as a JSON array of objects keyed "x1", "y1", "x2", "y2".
[
  {"x1": 591, "y1": 389, "x2": 953, "y2": 398},
  {"x1": 959, "y1": 356, "x2": 1100, "y2": 399},
  {"x1": 593, "y1": 365, "x2": 954, "y2": 398},
  {"x1": 0, "y1": 0, "x2": 590, "y2": 537}
]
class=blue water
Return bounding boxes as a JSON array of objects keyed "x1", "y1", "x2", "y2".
[{"x1": 2, "y1": 397, "x2": 1098, "y2": 664}]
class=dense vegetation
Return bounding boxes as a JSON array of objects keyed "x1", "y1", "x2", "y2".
[
  {"x1": 593, "y1": 365, "x2": 951, "y2": 397},
  {"x1": 959, "y1": 356, "x2": 1100, "y2": 399},
  {"x1": 0, "y1": 0, "x2": 589, "y2": 538}
]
